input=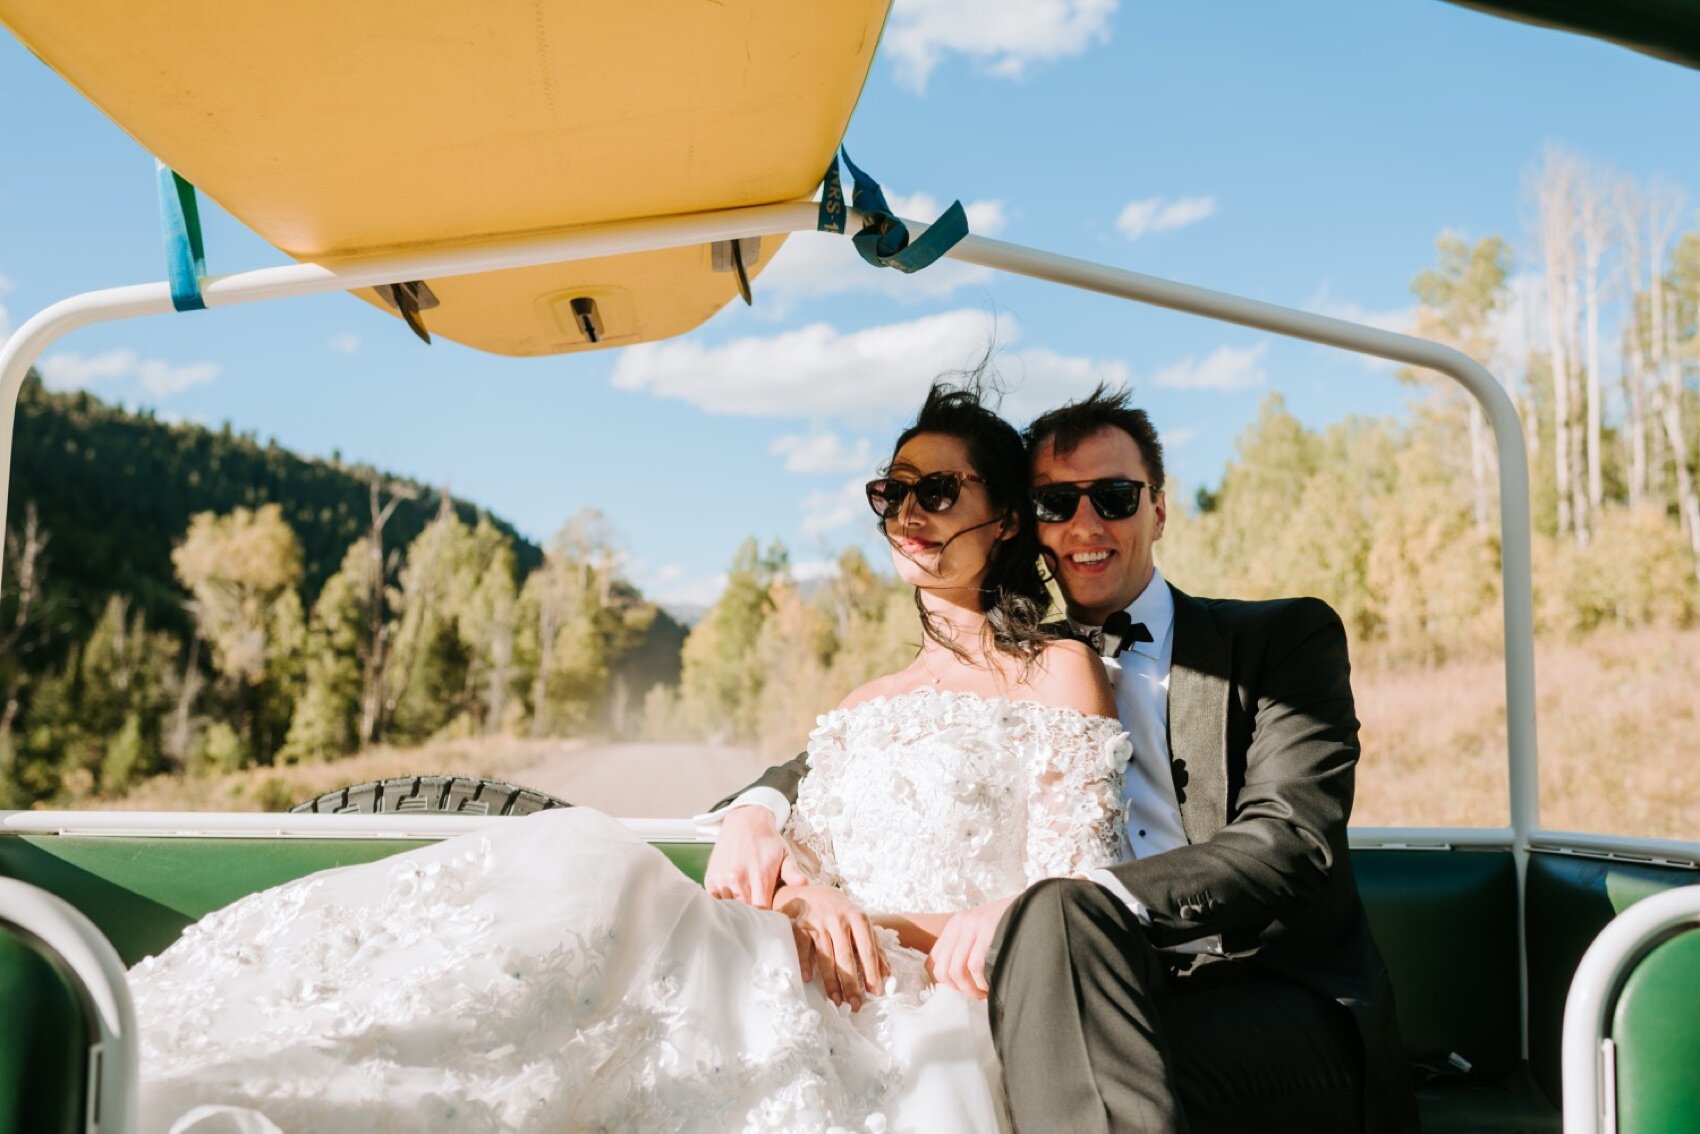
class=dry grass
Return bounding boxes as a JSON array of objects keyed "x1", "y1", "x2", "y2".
[{"x1": 1354, "y1": 626, "x2": 1700, "y2": 839}]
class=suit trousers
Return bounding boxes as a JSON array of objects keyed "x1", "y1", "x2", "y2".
[{"x1": 986, "y1": 878, "x2": 1363, "y2": 1134}]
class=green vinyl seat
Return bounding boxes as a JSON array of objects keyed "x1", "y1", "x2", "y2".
[{"x1": 1612, "y1": 926, "x2": 1700, "y2": 1134}]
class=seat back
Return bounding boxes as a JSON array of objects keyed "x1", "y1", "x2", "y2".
[
  {"x1": 1527, "y1": 853, "x2": 1700, "y2": 1106},
  {"x1": 1353, "y1": 848, "x2": 1522, "y2": 1080},
  {"x1": 1612, "y1": 925, "x2": 1700, "y2": 1134},
  {"x1": 1560, "y1": 884, "x2": 1700, "y2": 1133}
]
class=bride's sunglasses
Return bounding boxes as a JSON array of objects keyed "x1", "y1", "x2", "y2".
[
  {"x1": 1031, "y1": 479, "x2": 1153, "y2": 523},
  {"x1": 865, "y1": 471, "x2": 985, "y2": 518}
]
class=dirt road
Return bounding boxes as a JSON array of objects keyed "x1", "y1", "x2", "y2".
[{"x1": 506, "y1": 741, "x2": 776, "y2": 819}]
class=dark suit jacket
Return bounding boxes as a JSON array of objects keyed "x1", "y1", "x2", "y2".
[{"x1": 713, "y1": 584, "x2": 1416, "y2": 1133}]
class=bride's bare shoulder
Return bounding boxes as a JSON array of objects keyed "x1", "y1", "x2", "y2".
[
  {"x1": 1020, "y1": 639, "x2": 1117, "y2": 719},
  {"x1": 834, "y1": 672, "x2": 902, "y2": 713}
]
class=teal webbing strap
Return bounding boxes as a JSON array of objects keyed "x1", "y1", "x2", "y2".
[
  {"x1": 816, "y1": 149, "x2": 968, "y2": 273},
  {"x1": 818, "y1": 156, "x2": 847, "y2": 235},
  {"x1": 156, "y1": 161, "x2": 207, "y2": 312}
]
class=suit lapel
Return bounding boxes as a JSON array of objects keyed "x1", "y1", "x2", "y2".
[{"x1": 1166, "y1": 585, "x2": 1230, "y2": 846}]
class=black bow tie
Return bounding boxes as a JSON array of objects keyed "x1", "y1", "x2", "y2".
[{"x1": 1085, "y1": 612, "x2": 1154, "y2": 658}]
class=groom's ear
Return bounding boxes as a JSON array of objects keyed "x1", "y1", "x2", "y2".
[{"x1": 997, "y1": 511, "x2": 1018, "y2": 540}]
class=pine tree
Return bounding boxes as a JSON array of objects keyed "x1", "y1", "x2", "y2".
[{"x1": 677, "y1": 538, "x2": 782, "y2": 740}]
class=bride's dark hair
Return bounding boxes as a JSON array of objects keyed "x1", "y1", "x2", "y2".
[{"x1": 884, "y1": 378, "x2": 1055, "y2": 666}]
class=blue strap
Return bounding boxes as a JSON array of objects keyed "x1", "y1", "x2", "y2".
[
  {"x1": 817, "y1": 156, "x2": 846, "y2": 235},
  {"x1": 817, "y1": 148, "x2": 968, "y2": 274},
  {"x1": 156, "y1": 161, "x2": 207, "y2": 312}
]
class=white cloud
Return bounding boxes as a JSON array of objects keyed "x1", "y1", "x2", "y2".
[
  {"x1": 802, "y1": 476, "x2": 871, "y2": 537},
  {"x1": 884, "y1": 0, "x2": 1118, "y2": 92},
  {"x1": 790, "y1": 557, "x2": 842, "y2": 584},
  {"x1": 611, "y1": 309, "x2": 992, "y2": 425},
  {"x1": 1304, "y1": 287, "x2": 1415, "y2": 336},
  {"x1": 328, "y1": 333, "x2": 361, "y2": 354},
  {"x1": 628, "y1": 558, "x2": 721, "y2": 608},
  {"x1": 1115, "y1": 196, "x2": 1217, "y2": 242},
  {"x1": 137, "y1": 359, "x2": 219, "y2": 396},
  {"x1": 652, "y1": 572, "x2": 728, "y2": 609},
  {"x1": 38, "y1": 349, "x2": 138, "y2": 389},
  {"x1": 37, "y1": 348, "x2": 220, "y2": 397},
  {"x1": 754, "y1": 193, "x2": 1007, "y2": 315},
  {"x1": 771, "y1": 431, "x2": 875, "y2": 475},
  {"x1": 1162, "y1": 426, "x2": 1197, "y2": 449},
  {"x1": 1301, "y1": 287, "x2": 1417, "y2": 371},
  {"x1": 997, "y1": 346, "x2": 1133, "y2": 424},
  {"x1": 1151, "y1": 343, "x2": 1267, "y2": 391},
  {"x1": 611, "y1": 309, "x2": 1129, "y2": 429},
  {"x1": 1489, "y1": 271, "x2": 1544, "y2": 380}
]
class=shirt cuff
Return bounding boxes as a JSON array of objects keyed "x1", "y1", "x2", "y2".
[
  {"x1": 692, "y1": 788, "x2": 791, "y2": 839},
  {"x1": 1087, "y1": 868, "x2": 1152, "y2": 924}
]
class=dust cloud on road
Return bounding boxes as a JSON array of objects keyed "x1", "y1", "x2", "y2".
[{"x1": 508, "y1": 741, "x2": 778, "y2": 819}]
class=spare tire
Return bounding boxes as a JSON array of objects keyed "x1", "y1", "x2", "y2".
[{"x1": 288, "y1": 774, "x2": 571, "y2": 817}]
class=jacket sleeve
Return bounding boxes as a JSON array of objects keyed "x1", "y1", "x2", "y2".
[
  {"x1": 707, "y1": 750, "x2": 812, "y2": 813},
  {"x1": 1106, "y1": 599, "x2": 1359, "y2": 946}
]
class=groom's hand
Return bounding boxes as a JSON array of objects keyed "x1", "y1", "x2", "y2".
[
  {"x1": 704, "y1": 805, "x2": 802, "y2": 909},
  {"x1": 927, "y1": 895, "x2": 1017, "y2": 999}
]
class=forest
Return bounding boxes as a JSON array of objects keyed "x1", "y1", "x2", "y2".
[{"x1": 0, "y1": 377, "x2": 684, "y2": 806}]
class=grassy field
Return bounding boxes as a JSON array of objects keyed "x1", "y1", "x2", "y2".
[
  {"x1": 88, "y1": 627, "x2": 1698, "y2": 842},
  {"x1": 1353, "y1": 626, "x2": 1700, "y2": 839}
]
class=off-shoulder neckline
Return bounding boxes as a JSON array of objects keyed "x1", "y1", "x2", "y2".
[{"x1": 820, "y1": 686, "x2": 1121, "y2": 728}]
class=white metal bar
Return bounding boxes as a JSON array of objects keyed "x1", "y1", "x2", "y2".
[
  {"x1": 1, "y1": 809, "x2": 706, "y2": 842},
  {"x1": 1349, "y1": 826, "x2": 1516, "y2": 849},
  {"x1": 0, "y1": 877, "x2": 136, "y2": 1132},
  {"x1": 1528, "y1": 830, "x2": 1700, "y2": 869},
  {"x1": 1561, "y1": 884, "x2": 1700, "y2": 1133}
]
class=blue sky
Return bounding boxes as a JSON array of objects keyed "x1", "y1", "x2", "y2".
[{"x1": 2, "y1": 2, "x2": 1696, "y2": 606}]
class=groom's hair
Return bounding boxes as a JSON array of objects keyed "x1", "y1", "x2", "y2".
[{"x1": 1023, "y1": 384, "x2": 1166, "y2": 491}]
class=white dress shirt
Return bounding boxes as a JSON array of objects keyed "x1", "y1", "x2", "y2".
[{"x1": 1077, "y1": 568, "x2": 1187, "y2": 925}]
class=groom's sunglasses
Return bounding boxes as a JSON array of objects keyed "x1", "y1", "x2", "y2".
[
  {"x1": 865, "y1": 471, "x2": 985, "y2": 518},
  {"x1": 1031, "y1": 479, "x2": 1154, "y2": 523}
]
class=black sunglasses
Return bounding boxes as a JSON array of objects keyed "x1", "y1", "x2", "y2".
[
  {"x1": 865, "y1": 471, "x2": 985, "y2": 518},
  {"x1": 1031, "y1": 479, "x2": 1154, "y2": 523}
]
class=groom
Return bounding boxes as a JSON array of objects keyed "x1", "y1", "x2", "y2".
[{"x1": 705, "y1": 387, "x2": 1415, "y2": 1133}]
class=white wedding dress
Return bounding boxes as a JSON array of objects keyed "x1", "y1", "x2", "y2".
[{"x1": 132, "y1": 691, "x2": 1132, "y2": 1133}]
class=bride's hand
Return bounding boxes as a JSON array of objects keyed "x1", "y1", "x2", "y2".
[
  {"x1": 774, "y1": 884, "x2": 889, "y2": 1011},
  {"x1": 705, "y1": 805, "x2": 803, "y2": 909},
  {"x1": 927, "y1": 894, "x2": 1017, "y2": 1000}
]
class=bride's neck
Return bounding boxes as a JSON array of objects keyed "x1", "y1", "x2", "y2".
[{"x1": 916, "y1": 585, "x2": 994, "y2": 667}]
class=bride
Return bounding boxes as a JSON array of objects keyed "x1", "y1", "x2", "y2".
[{"x1": 132, "y1": 383, "x2": 1132, "y2": 1133}]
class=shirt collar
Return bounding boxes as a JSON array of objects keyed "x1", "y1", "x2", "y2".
[
  {"x1": 1120, "y1": 567, "x2": 1173, "y2": 660},
  {"x1": 1068, "y1": 567, "x2": 1173, "y2": 661}
]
